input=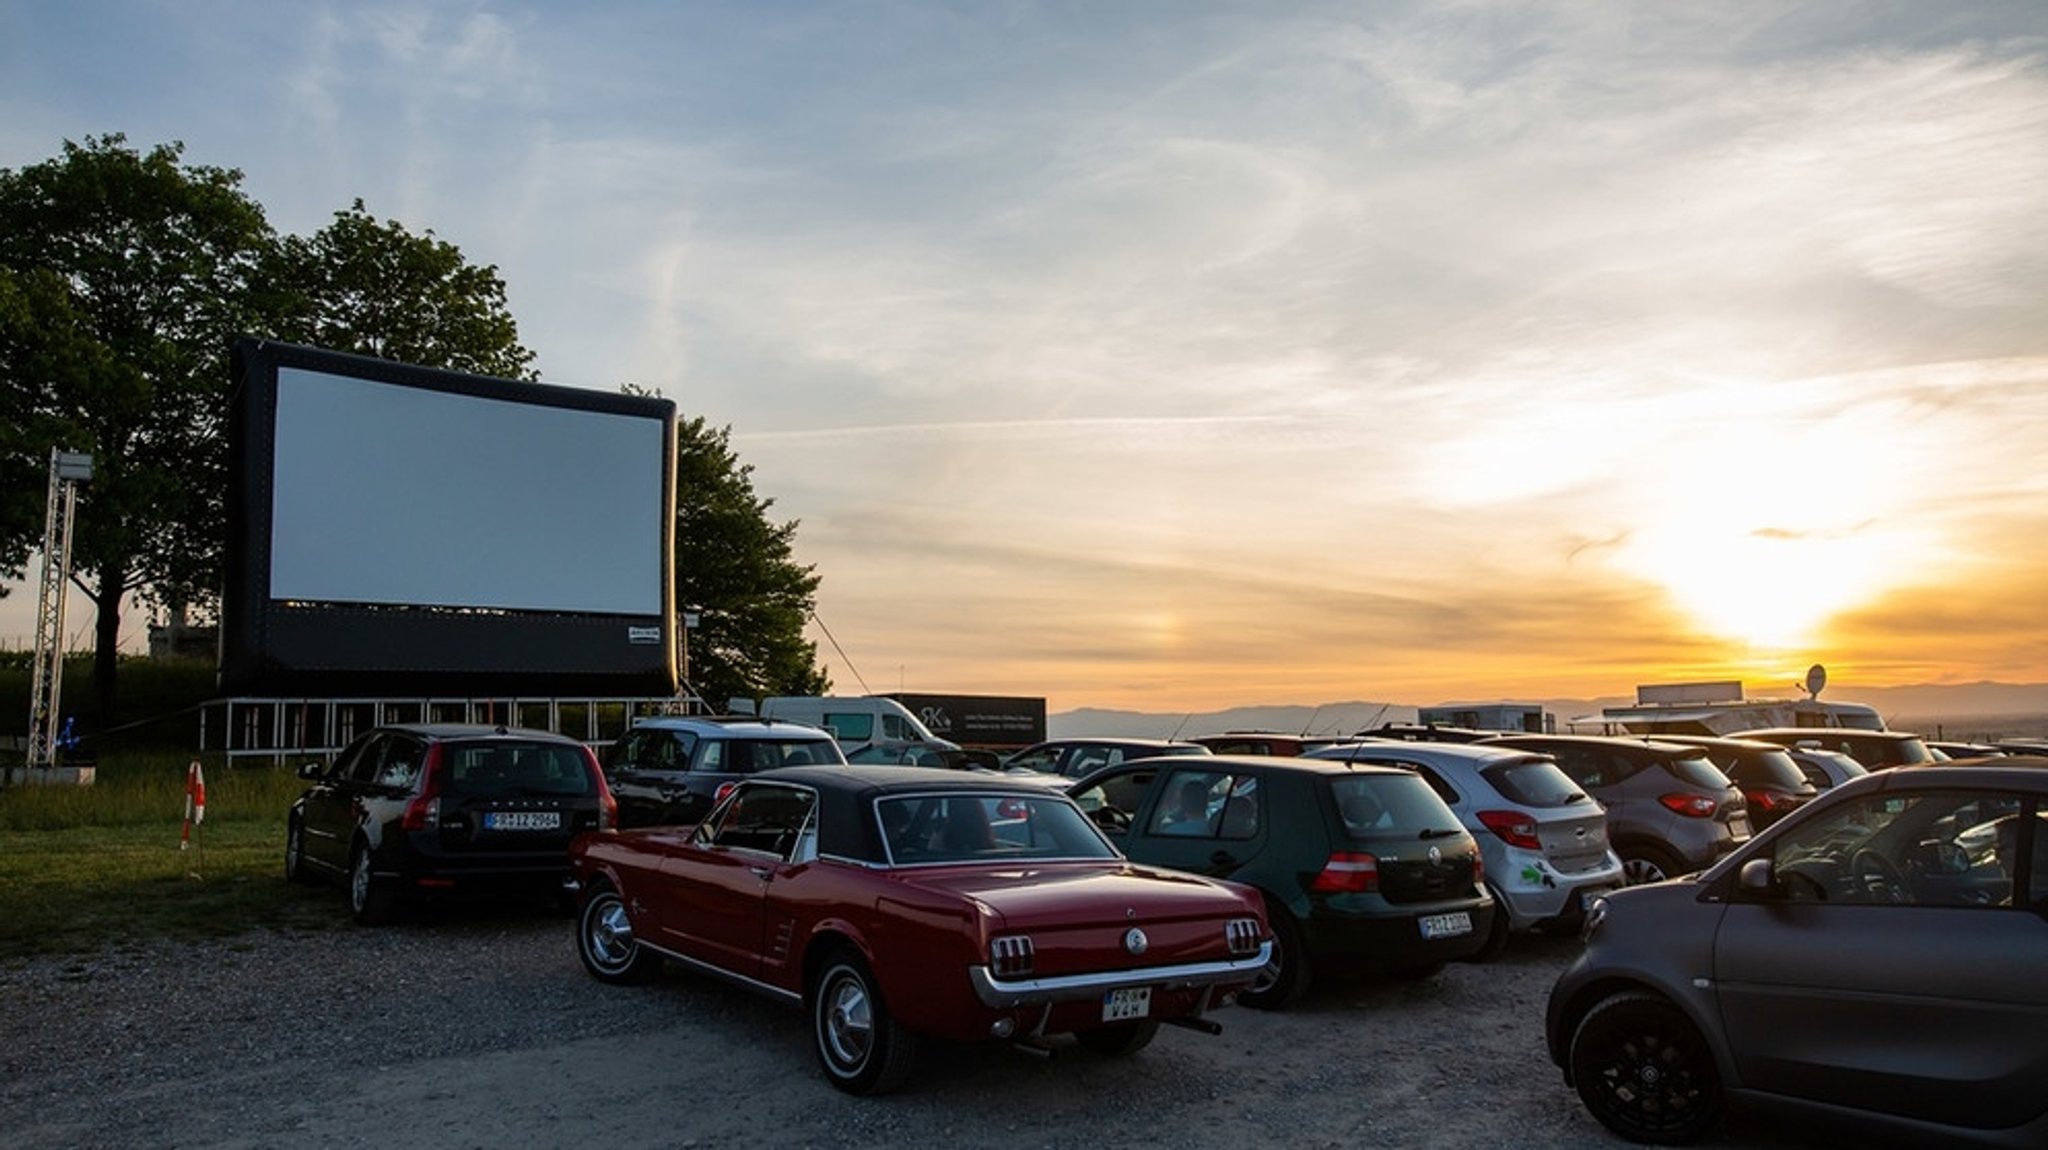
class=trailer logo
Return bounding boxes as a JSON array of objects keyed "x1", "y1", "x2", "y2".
[{"x1": 919, "y1": 706, "x2": 952, "y2": 735}]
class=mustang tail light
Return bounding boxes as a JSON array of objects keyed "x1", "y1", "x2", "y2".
[
  {"x1": 1226, "y1": 917, "x2": 1261, "y2": 956},
  {"x1": 1310, "y1": 852, "x2": 1380, "y2": 894},
  {"x1": 400, "y1": 745, "x2": 446, "y2": 832},
  {"x1": 1476, "y1": 810, "x2": 1542, "y2": 850},
  {"x1": 1659, "y1": 793, "x2": 1720, "y2": 819},
  {"x1": 989, "y1": 935, "x2": 1035, "y2": 978}
]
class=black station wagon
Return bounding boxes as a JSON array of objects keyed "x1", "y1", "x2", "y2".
[
  {"x1": 286, "y1": 723, "x2": 615, "y2": 923},
  {"x1": 1069, "y1": 754, "x2": 1494, "y2": 1008}
]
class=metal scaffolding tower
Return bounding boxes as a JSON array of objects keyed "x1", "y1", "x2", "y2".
[{"x1": 24, "y1": 449, "x2": 93, "y2": 774}]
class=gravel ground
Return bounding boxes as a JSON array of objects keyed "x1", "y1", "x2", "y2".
[{"x1": 0, "y1": 908, "x2": 1823, "y2": 1150}]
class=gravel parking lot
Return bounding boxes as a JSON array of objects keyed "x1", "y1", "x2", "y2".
[{"x1": 0, "y1": 909, "x2": 1825, "y2": 1150}]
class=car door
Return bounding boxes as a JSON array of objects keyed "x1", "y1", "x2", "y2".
[
  {"x1": 299, "y1": 732, "x2": 382, "y2": 872},
  {"x1": 606, "y1": 727, "x2": 694, "y2": 827},
  {"x1": 1713, "y1": 788, "x2": 2048, "y2": 1130},
  {"x1": 653, "y1": 781, "x2": 818, "y2": 980},
  {"x1": 1114, "y1": 766, "x2": 1266, "y2": 881}
]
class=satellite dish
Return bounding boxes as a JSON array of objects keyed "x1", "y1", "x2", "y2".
[{"x1": 1805, "y1": 663, "x2": 1827, "y2": 699}]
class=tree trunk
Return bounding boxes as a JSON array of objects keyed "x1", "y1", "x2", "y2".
[{"x1": 91, "y1": 565, "x2": 126, "y2": 729}]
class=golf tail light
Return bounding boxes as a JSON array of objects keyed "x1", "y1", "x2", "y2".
[{"x1": 1310, "y1": 852, "x2": 1380, "y2": 894}]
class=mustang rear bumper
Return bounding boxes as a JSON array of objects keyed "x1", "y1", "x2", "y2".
[{"x1": 967, "y1": 942, "x2": 1273, "y2": 1008}]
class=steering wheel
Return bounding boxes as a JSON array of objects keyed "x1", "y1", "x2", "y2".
[{"x1": 1850, "y1": 849, "x2": 1909, "y2": 903}]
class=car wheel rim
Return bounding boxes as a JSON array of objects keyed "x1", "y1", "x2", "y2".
[
  {"x1": 586, "y1": 898, "x2": 637, "y2": 970},
  {"x1": 350, "y1": 852, "x2": 370, "y2": 910},
  {"x1": 1249, "y1": 932, "x2": 1285, "y2": 995},
  {"x1": 820, "y1": 970, "x2": 874, "y2": 1073},
  {"x1": 1623, "y1": 856, "x2": 1666, "y2": 885},
  {"x1": 1590, "y1": 1026, "x2": 1709, "y2": 1133}
]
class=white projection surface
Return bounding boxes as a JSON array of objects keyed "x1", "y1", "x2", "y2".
[{"x1": 268, "y1": 366, "x2": 665, "y2": 615}]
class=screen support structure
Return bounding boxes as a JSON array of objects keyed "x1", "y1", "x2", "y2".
[{"x1": 21, "y1": 450, "x2": 93, "y2": 777}]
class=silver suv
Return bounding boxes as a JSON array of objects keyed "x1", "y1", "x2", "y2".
[
  {"x1": 1486, "y1": 734, "x2": 1750, "y2": 885},
  {"x1": 603, "y1": 715, "x2": 845, "y2": 827}
]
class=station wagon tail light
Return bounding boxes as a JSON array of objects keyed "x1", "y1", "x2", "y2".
[
  {"x1": 990, "y1": 934, "x2": 1035, "y2": 978},
  {"x1": 1659, "y1": 793, "x2": 1719, "y2": 819},
  {"x1": 1310, "y1": 852, "x2": 1380, "y2": 894},
  {"x1": 400, "y1": 745, "x2": 446, "y2": 831},
  {"x1": 1476, "y1": 810, "x2": 1542, "y2": 850},
  {"x1": 1226, "y1": 918, "x2": 1261, "y2": 956},
  {"x1": 588, "y1": 748, "x2": 617, "y2": 830}
]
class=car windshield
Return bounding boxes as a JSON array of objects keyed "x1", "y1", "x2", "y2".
[
  {"x1": 445, "y1": 742, "x2": 593, "y2": 797},
  {"x1": 1660, "y1": 752, "x2": 1735, "y2": 791},
  {"x1": 878, "y1": 792, "x2": 1118, "y2": 864},
  {"x1": 1481, "y1": 757, "x2": 1591, "y2": 807}
]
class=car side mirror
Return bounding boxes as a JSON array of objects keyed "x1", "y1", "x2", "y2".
[
  {"x1": 1738, "y1": 857, "x2": 1776, "y2": 896},
  {"x1": 297, "y1": 761, "x2": 325, "y2": 781}
]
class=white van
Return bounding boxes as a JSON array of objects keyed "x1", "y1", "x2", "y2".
[{"x1": 726, "y1": 696, "x2": 960, "y2": 755}]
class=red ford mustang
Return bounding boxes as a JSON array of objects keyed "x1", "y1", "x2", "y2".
[{"x1": 568, "y1": 764, "x2": 1272, "y2": 1094}]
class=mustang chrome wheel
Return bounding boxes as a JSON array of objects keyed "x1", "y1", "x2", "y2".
[
  {"x1": 811, "y1": 952, "x2": 915, "y2": 1095},
  {"x1": 577, "y1": 886, "x2": 661, "y2": 984}
]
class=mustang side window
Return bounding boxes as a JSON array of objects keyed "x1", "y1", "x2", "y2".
[{"x1": 707, "y1": 784, "x2": 818, "y2": 858}]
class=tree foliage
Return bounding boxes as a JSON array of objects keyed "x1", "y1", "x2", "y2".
[
  {"x1": 0, "y1": 135, "x2": 272, "y2": 719},
  {"x1": 669, "y1": 415, "x2": 829, "y2": 705},
  {"x1": 266, "y1": 200, "x2": 534, "y2": 380},
  {"x1": 0, "y1": 135, "x2": 536, "y2": 722}
]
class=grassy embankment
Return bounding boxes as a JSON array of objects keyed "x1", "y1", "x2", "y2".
[{"x1": 0, "y1": 655, "x2": 337, "y2": 961}]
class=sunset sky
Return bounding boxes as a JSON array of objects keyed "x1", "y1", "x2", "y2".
[{"x1": 4, "y1": 2, "x2": 2047, "y2": 712}]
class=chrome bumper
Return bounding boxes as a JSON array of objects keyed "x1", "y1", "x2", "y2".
[{"x1": 968, "y1": 941, "x2": 1272, "y2": 1008}]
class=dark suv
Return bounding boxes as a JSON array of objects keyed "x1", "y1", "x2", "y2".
[
  {"x1": 603, "y1": 715, "x2": 846, "y2": 827},
  {"x1": 1069, "y1": 754, "x2": 1494, "y2": 1009},
  {"x1": 1486, "y1": 734, "x2": 1750, "y2": 885},
  {"x1": 1654, "y1": 735, "x2": 1819, "y2": 830},
  {"x1": 1731, "y1": 727, "x2": 1937, "y2": 770},
  {"x1": 286, "y1": 723, "x2": 614, "y2": 924}
]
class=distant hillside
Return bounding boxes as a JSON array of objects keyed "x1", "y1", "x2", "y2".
[{"x1": 1049, "y1": 682, "x2": 2048, "y2": 742}]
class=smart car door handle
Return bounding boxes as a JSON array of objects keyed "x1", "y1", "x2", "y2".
[{"x1": 1209, "y1": 851, "x2": 1239, "y2": 868}]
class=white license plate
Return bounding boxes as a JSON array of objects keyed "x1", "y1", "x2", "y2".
[
  {"x1": 1418, "y1": 912, "x2": 1472, "y2": 940},
  {"x1": 1729, "y1": 814, "x2": 1753, "y2": 839},
  {"x1": 1101, "y1": 987, "x2": 1151, "y2": 1022},
  {"x1": 484, "y1": 811, "x2": 562, "y2": 831}
]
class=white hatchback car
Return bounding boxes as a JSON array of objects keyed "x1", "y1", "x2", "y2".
[{"x1": 1305, "y1": 741, "x2": 1623, "y2": 957}]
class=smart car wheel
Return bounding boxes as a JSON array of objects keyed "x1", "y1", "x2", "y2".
[
  {"x1": 1073, "y1": 1019, "x2": 1160, "y2": 1057},
  {"x1": 1569, "y1": 991, "x2": 1723, "y2": 1144},
  {"x1": 1237, "y1": 897, "x2": 1309, "y2": 1010},
  {"x1": 811, "y1": 949, "x2": 916, "y2": 1095},
  {"x1": 577, "y1": 884, "x2": 663, "y2": 985},
  {"x1": 348, "y1": 842, "x2": 395, "y2": 926}
]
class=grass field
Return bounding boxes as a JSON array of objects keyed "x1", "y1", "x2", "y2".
[{"x1": 0, "y1": 753, "x2": 340, "y2": 961}]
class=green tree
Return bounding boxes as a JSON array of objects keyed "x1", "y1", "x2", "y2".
[
  {"x1": 266, "y1": 199, "x2": 535, "y2": 379},
  {"x1": 668, "y1": 415, "x2": 829, "y2": 705},
  {"x1": 0, "y1": 135, "x2": 273, "y2": 722}
]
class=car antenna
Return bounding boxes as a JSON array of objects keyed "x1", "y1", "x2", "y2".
[
  {"x1": 1168, "y1": 712, "x2": 1193, "y2": 740},
  {"x1": 1298, "y1": 705, "x2": 1323, "y2": 738}
]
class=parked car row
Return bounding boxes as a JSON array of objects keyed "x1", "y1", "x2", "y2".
[{"x1": 280, "y1": 717, "x2": 2048, "y2": 1141}]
